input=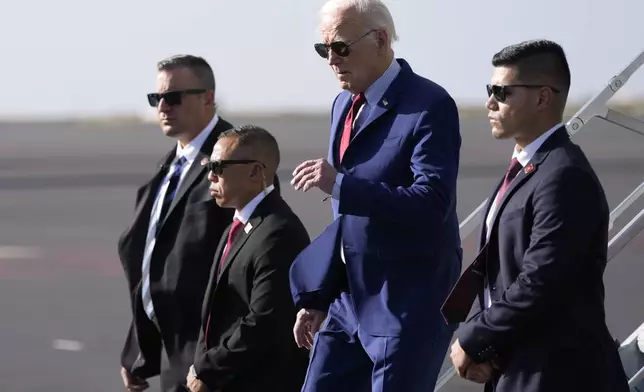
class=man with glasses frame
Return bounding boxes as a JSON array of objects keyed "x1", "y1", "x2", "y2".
[
  {"x1": 443, "y1": 39, "x2": 629, "y2": 392},
  {"x1": 118, "y1": 55, "x2": 280, "y2": 392},
  {"x1": 185, "y1": 125, "x2": 310, "y2": 392},
  {"x1": 289, "y1": 0, "x2": 463, "y2": 391}
]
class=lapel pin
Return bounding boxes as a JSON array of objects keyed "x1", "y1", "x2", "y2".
[
  {"x1": 382, "y1": 98, "x2": 388, "y2": 106},
  {"x1": 200, "y1": 158, "x2": 209, "y2": 166},
  {"x1": 525, "y1": 164, "x2": 535, "y2": 174},
  {"x1": 244, "y1": 222, "x2": 253, "y2": 234}
]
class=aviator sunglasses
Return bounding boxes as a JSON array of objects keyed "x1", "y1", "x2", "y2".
[
  {"x1": 486, "y1": 84, "x2": 560, "y2": 103},
  {"x1": 314, "y1": 29, "x2": 376, "y2": 59},
  {"x1": 206, "y1": 159, "x2": 265, "y2": 175},
  {"x1": 147, "y1": 89, "x2": 206, "y2": 107}
]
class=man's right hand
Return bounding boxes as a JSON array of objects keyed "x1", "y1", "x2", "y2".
[
  {"x1": 465, "y1": 362, "x2": 494, "y2": 384},
  {"x1": 293, "y1": 308, "x2": 327, "y2": 350},
  {"x1": 121, "y1": 367, "x2": 149, "y2": 391}
]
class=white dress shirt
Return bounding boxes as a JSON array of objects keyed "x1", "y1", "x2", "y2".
[{"x1": 234, "y1": 184, "x2": 275, "y2": 225}]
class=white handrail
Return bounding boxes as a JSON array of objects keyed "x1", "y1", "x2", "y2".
[
  {"x1": 619, "y1": 321, "x2": 644, "y2": 388},
  {"x1": 435, "y1": 49, "x2": 644, "y2": 391},
  {"x1": 609, "y1": 180, "x2": 644, "y2": 231}
]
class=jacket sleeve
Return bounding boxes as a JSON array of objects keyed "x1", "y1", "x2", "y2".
[{"x1": 120, "y1": 312, "x2": 162, "y2": 379}]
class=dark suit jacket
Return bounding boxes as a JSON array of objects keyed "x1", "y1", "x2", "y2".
[
  {"x1": 289, "y1": 58, "x2": 462, "y2": 339},
  {"x1": 193, "y1": 191, "x2": 310, "y2": 392},
  {"x1": 118, "y1": 117, "x2": 282, "y2": 381},
  {"x1": 458, "y1": 127, "x2": 629, "y2": 392}
]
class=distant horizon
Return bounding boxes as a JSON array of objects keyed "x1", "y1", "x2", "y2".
[
  {"x1": 2, "y1": 0, "x2": 643, "y2": 119},
  {"x1": 2, "y1": 98, "x2": 643, "y2": 123}
]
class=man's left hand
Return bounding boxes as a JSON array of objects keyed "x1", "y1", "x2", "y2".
[
  {"x1": 186, "y1": 378, "x2": 209, "y2": 392},
  {"x1": 186, "y1": 365, "x2": 209, "y2": 392},
  {"x1": 291, "y1": 158, "x2": 337, "y2": 194},
  {"x1": 450, "y1": 339, "x2": 474, "y2": 379}
]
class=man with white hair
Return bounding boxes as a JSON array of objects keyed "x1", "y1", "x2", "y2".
[{"x1": 289, "y1": 0, "x2": 463, "y2": 390}]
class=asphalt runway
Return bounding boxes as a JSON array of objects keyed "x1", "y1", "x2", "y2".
[{"x1": 0, "y1": 113, "x2": 643, "y2": 391}]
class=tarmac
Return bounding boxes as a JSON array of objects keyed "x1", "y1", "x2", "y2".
[{"x1": 0, "y1": 112, "x2": 642, "y2": 391}]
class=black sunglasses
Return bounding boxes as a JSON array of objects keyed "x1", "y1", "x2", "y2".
[
  {"x1": 486, "y1": 84, "x2": 560, "y2": 103},
  {"x1": 314, "y1": 29, "x2": 376, "y2": 59},
  {"x1": 147, "y1": 89, "x2": 206, "y2": 107},
  {"x1": 206, "y1": 159, "x2": 265, "y2": 175}
]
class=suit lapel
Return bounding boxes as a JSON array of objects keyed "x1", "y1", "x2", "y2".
[
  {"x1": 353, "y1": 97, "x2": 393, "y2": 140},
  {"x1": 341, "y1": 62, "x2": 407, "y2": 162},
  {"x1": 329, "y1": 94, "x2": 352, "y2": 169},
  {"x1": 484, "y1": 126, "x2": 568, "y2": 245},
  {"x1": 130, "y1": 150, "x2": 175, "y2": 232},
  {"x1": 202, "y1": 227, "x2": 230, "y2": 321},
  {"x1": 164, "y1": 150, "x2": 206, "y2": 217},
  {"x1": 479, "y1": 178, "x2": 503, "y2": 249},
  {"x1": 485, "y1": 162, "x2": 538, "y2": 244},
  {"x1": 216, "y1": 214, "x2": 264, "y2": 285},
  {"x1": 158, "y1": 119, "x2": 226, "y2": 229}
]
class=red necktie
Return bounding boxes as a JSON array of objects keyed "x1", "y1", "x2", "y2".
[
  {"x1": 440, "y1": 243, "x2": 489, "y2": 324},
  {"x1": 204, "y1": 218, "x2": 244, "y2": 350},
  {"x1": 440, "y1": 159, "x2": 523, "y2": 324},
  {"x1": 218, "y1": 218, "x2": 244, "y2": 276},
  {"x1": 494, "y1": 157, "x2": 523, "y2": 203},
  {"x1": 339, "y1": 93, "x2": 366, "y2": 162}
]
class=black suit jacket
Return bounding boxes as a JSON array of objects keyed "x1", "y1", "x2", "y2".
[
  {"x1": 193, "y1": 190, "x2": 310, "y2": 392},
  {"x1": 118, "y1": 117, "x2": 281, "y2": 381},
  {"x1": 457, "y1": 127, "x2": 629, "y2": 392}
]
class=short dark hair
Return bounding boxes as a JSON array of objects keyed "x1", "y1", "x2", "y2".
[
  {"x1": 492, "y1": 39, "x2": 571, "y2": 96},
  {"x1": 157, "y1": 54, "x2": 215, "y2": 91},
  {"x1": 219, "y1": 124, "x2": 281, "y2": 167}
]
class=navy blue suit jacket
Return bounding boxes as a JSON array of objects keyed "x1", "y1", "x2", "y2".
[
  {"x1": 289, "y1": 58, "x2": 463, "y2": 337},
  {"x1": 458, "y1": 127, "x2": 629, "y2": 391}
]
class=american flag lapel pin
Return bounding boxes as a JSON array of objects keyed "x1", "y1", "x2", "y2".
[
  {"x1": 525, "y1": 164, "x2": 535, "y2": 174},
  {"x1": 201, "y1": 158, "x2": 208, "y2": 166}
]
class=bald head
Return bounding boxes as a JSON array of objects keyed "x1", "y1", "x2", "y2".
[{"x1": 208, "y1": 125, "x2": 281, "y2": 209}]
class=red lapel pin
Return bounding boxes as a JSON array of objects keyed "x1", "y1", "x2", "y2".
[
  {"x1": 201, "y1": 158, "x2": 209, "y2": 166},
  {"x1": 525, "y1": 164, "x2": 535, "y2": 174}
]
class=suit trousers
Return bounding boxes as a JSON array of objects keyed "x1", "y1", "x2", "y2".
[{"x1": 301, "y1": 292, "x2": 453, "y2": 392}]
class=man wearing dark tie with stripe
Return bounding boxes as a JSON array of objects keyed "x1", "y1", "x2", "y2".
[{"x1": 118, "y1": 55, "x2": 280, "y2": 392}]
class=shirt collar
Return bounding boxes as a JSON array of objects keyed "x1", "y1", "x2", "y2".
[
  {"x1": 360, "y1": 58, "x2": 401, "y2": 106},
  {"x1": 175, "y1": 113, "x2": 219, "y2": 164},
  {"x1": 234, "y1": 184, "x2": 275, "y2": 224},
  {"x1": 512, "y1": 123, "x2": 562, "y2": 167}
]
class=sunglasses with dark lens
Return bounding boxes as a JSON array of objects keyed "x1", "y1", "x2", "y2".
[
  {"x1": 314, "y1": 29, "x2": 376, "y2": 59},
  {"x1": 486, "y1": 84, "x2": 561, "y2": 103},
  {"x1": 206, "y1": 159, "x2": 265, "y2": 175},
  {"x1": 147, "y1": 89, "x2": 206, "y2": 107}
]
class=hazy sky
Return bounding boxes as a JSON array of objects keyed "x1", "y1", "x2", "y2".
[{"x1": 2, "y1": 0, "x2": 643, "y2": 119}]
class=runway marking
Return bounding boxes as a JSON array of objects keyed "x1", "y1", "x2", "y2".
[
  {"x1": 0, "y1": 246, "x2": 41, "y2": 260},
  {"x1": 52, "y1": 339, "x2": 84, "y2": 352}
]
